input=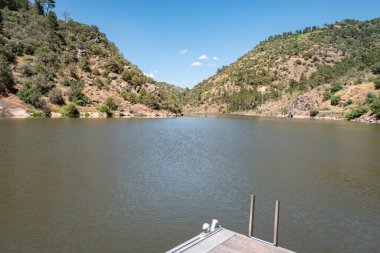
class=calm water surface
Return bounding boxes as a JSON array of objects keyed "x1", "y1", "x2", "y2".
[{"x1": 0, "y1": 116, "x2": 379, "y2": 253}]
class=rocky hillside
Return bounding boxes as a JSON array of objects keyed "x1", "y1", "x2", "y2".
[
  {"x1": 184, "y1": 18, "x2": 380, "y2": 122},
  {"x1": 0, "y1": 0, "x2": 181, "y2": 118}
]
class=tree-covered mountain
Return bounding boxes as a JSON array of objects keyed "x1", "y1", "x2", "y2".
[
  {"x1": 183, "y1": 18, "x2": 380, "y2": 122},
  {"x1": 0, "y1": 0, "x2": 182, "y2": 118}
]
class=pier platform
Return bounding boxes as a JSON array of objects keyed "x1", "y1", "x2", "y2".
[{"x1": 166, "y1": 227, "x2": 295, "y2": 253}]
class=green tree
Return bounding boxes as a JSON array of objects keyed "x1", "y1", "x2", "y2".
[
  {"x1": 46, "y1": 11, "x2": 58, "y2": 30},
  {"x1": 331, "y1": 95, "x2": 341, "y2": 106},
  {"x1": 17, "y1": 82, "x2": 42, "y2": 107},
  {"x1": 105, "y1": 97, "x2": 118, "y2": 110},
  {"x1": 374, "y1": 78, "x2": 380, "y2": 90},
  {"x1": 345, "y1": 107, "x2": 368, "y2": 120},
  {"x1": 331, "y1": 83, "x2": 342, "y2": 93},
  {"x1": 132, "y1": 75, "x2": 142, "y2": 86},
  {"x1": 343, "y1": 99, "x2": 353, "y2": 107},
  {"x1": 34, "y1": 0, "x2": 55, "y2": 15},
  {"x1": 365, "y1": 93, "x2": 376, "y2": 104},
  {"x1": 323, "y1": 91, "x2": 332, "y2": 101},
  {"x1": 0, "y1": 10, "x2": 3, "y2": 34},
  {"x1": 299, "y1": 72, "x2": 307, "y2": 90},
  {"x1": 122, "y1": 69, "x2": 132, "y2": 82},
  {"x1": 78, "y1": 56, "x2": 91, "y2": 72},
  {"x1": 0, "y1": 56, "x2": 14, "y2": 95},
  {"x1": 68, "y1": 80, "x2": 88, "y2": 106},
  {"x1": 1, "y1": 0, "x2": 30, "y2": 11},
  {"x1": 369, "y1": 97, "x2": 380, "y2": 119},
  {"x1": 48, "y1": 87, "x2": 64, "y2": 105},
  {"x1": 62, "y1": 103, "x2": 80, "y2": 118},
  {"x1": 99, "y1": 104, "x2": 113, "y2": 117},
  {"x1": 310, "y1": 108, "x2": 319, "y2": 117},
  {"x1": 371, "y1": 62, "x2": 380, "y2": 74}
]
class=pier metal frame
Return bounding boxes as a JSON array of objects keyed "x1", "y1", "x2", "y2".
[{"x1": 248, "y1": 194, "x2": 281, "y2": 247}]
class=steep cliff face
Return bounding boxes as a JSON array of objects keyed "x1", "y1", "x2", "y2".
[
  {"x1": 184, "y1": 19, "x2": 380, "y2": 122},
  {"x1": 0, "y1": 1, "x2": 181, "y2": 118}
]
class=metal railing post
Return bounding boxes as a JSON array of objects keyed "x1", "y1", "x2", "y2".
[
  {"x1": 248, "y1": 194, "x2": 255, "y2": 237},
  {"x1": 273, "y1": 200, "x2": 280, "y2": 246}
]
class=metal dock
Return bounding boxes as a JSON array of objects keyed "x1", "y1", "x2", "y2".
[{"x1": 166, "y1": 195, "x2": 296, "y2": 253}]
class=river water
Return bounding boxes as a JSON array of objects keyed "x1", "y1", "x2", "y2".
[{"x1": 0, "y1": 116, "x2": 379, "y2": 253}]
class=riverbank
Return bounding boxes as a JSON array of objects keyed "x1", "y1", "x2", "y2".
[
  {"x1": 184, "y1": 110, "x2": 379, "y2": 123},
  {"x1": 0, "y1": 99, "x2": 179, "y2": 119}
]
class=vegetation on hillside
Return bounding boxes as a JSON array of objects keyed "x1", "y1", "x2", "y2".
[
  {"x1": 0, "y1": 0, "x2": 182, "y2": 117},
  {"x1": 184, "y1": 18, "x2": 380, "y2": 121}
]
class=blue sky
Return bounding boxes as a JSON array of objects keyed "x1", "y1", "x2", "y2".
[{"x1": 55, "y1": 0, "x2": 380, "y2": 88}]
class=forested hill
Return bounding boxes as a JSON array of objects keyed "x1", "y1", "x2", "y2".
[
  {"x1": 183, "y1": 18, "x2": 380, "y2": 122},
  {"x1": 0, "y1": 0, "x2": 182, "y2": 118}
]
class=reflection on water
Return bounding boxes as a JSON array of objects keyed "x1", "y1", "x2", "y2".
[{"x1": 0, "y1": 116, "x2": 379, "y2": 253}]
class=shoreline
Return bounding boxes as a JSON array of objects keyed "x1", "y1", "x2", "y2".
[
  {"x1": 1, "y1": 106, "x2": 378, "y2": 123},
  {"x1": 0, "y1": 106, "x2": 180, "y2": 119},
  {"x1": 184, "y1": 111, "x2": 379, "y2": 124}
]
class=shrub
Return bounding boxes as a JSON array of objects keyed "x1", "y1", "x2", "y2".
[
  {"x1": 331, "y1": 83, "x2": 342, "y2": 93},
  {"x1": 92, "y1": 68, "x2": 100, "y2": 76},
  {"x1": 68, "y1": 64, "x2": 77, "y2": 78},
  {"x1": 32, "y1": 73, "x2": 54, "y2": 94},
  {"x1": 78, "y1": 56, "x2": 91, "y2": 72},
  {"x1": 92, "y1": 78, "x2": 104, "y2": 89},
  {"x1": 369, "y1": 98, "x2": 380, "y2": 119},
  {"x1": 345, "y1": 107, "x2": 368, "y2": 120},
  {"x1": 323, "y1": 91, "x2": 332, "y2": 101},
  {"x1": 374, "y1": 78, "x2": 380, "y2": 90},
  {"x1": 106, "y1": 57, "x2": 123, "y2": 74},
  {"x1": 331, "y1": 95, "x2": 341, "y2": 106},
  {"x1": 41, "y1": 100, "x2": 51, "y2": 118},
  {"x1": 35, "y1": 47, "x2": 59, "y2": 69},
  {"x1": 61, "y1": 76, "x2": 72, "y2": 87},
  {"x1": 62, "y1": 103, "x2": 80, "y2": 118},
  {"x1": 120, "y1": 90, "x2": 138, "y2": 104},
  {"x1": 17, "y1": 82, "x2": 42, "y2": 107},
  {"x1": 26, "y1": 108, "x2": 43, "y2": 117},
  {"x1": 121, "y1": 69, "x2": 132, "y2": 82},
  {"x1": 105, "y1": 97, "x2": 118, "y2": 110},
  {"x1": 48, "y1": 88, "x2": 64, "y2": 105},
  {"x1": 139, "y1": 88, "x2": 160, "y2": 110},
  {"x1": 310, "y1": 108, "x2": 319, "y2": 117},
  {"x1": 34, "y1": 63, "x2": 54, "y2": 81},
  {"x1": 20, "y1": 63, "x2": 35, "y2": 77},
  {"x1": 99, "y1": 104, "x2": 113, "y2": 117},
  {"x1": 0, "y1": 55, "x2": 14, "y2": 95},
  {"x1": 289, "y1": 79, "x2": 299, "y2": 90},
  {"x1": 365, "y1": 93, "x2": 376, "y2": 104},
  {"x1": 371, "y1": 62, "x2": 380, "y2": 74},
  {"x1": 343, "y1": 99, "x2": 353, "y2": 107},
  {"x1": 295, "y1": 59, "x2": 302, "y2": 65},
  {"x1": 131, "y1": 75, "x2": 142, "y2": 86},
  {"x1": 68, "y1": 80, "x2": 89, "y2": 106}
]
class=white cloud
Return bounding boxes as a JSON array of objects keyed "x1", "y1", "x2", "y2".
[
  {"x1": 144, "y1": 72, "x2": 155, "y2": 78},
  {"x1": 212, "y1": 56, "x2": 219, "y2": 60},
  {"x1": 198, "y1": 54, "x2": 208, "y2": 60},
  {"x1": 180, "y1": 49, "x2": 188, "y2": 54},
  {"x1": 153, "y1": 70, "x2": 159, "y2": 74},
  {"x1": 191, "y1": 62, "x2": 203, "y2": 67}
]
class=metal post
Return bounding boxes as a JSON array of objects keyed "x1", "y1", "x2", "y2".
[
  {"x1": 248, "y1": 194, "x2": 255, "y2": 237},
  {"x1": 273, "y1": 200, "x2": 280, "y2": 246}
]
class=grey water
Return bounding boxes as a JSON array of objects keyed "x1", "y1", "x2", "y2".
[{"x1": 0, "y1": 116, "x2": 379, "y2": 253}]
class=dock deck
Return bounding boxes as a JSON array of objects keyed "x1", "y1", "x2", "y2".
[{"x1": 167, "y1": 227, "x2": 295, "y2": 253}]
